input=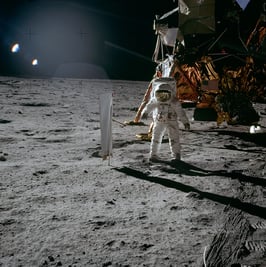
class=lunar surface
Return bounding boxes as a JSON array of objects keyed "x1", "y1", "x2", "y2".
[{"x1": 0, "y1": 77, "x2": 266, "y2": 266}]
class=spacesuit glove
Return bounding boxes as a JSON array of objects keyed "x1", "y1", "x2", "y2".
[{"x1": 184, "y1": 123, "x2": 190, "y2": 131}]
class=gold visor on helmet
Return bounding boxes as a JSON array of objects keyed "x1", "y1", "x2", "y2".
[{"x1": 155, "y1": 90, "x2": 171, "y2": 102}]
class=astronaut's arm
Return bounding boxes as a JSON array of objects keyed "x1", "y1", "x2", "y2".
[
  {"x1": 140, "y1": 101, "x2": 157, "y2": 120},
  {"x1": 134, "y1": 81, "x2": 153, "y2": 122},
  {"x1": 175, "y1": 101, "x2": 190, "y2": 130}
]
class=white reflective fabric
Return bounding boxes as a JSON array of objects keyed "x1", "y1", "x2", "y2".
[
  {"x1": 179, "y1": 0, "x2": 215, "y2": 34},
  {"x1": 99, "y1": 93, "x2": 113, "y2": 160},
  {"x1": 178, "y1": 0, "x2": 190, "y2": 15},
  {"x1": 159, "y1": 7, "x2": 180, "y2": 20},
  {"x1": 160, "y1": 28, "x2": 179, "y2": 47}
]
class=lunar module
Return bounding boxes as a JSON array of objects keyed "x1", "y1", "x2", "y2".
[{"x1": 127, "y1": 0, "x2": 265, "y2": 140}]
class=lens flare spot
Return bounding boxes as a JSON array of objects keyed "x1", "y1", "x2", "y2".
[
  {"x1": 32, "y1": 59, "x2": 38, "y2": 66},
  {"x1": 11, "y1": 43, "x2": 20, "y2": 53}
]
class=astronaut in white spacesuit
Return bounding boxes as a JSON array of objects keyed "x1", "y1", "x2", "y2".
[{"x1": 140, "y1": 78, "x2": 190, "y2": 162}]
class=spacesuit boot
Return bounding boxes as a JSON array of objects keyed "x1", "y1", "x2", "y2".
[{"x1": 149, "y1": 140, "x2": 160, "y2": 162}]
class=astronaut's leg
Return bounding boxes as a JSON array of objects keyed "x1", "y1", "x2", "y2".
[
  {"x1": 147, "y1": 121, "x2": 154, "y2": 140},
  {"x1": 168, "y1": 121, "x2": 181, "y2": 160},
  {"x1": 149, "y1": 121, "x2": 165, "y2": 161}
]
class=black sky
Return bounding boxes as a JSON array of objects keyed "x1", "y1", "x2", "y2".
[
  {"x1": 0, "y1": 0, "x2": 264, "y2": 80},
  {"x1": 0, "y1": 0, "x2": 177, "y2": 80}
]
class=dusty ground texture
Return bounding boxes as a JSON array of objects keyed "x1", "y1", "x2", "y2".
[{"x1": 0, "y1": 77, "x2": 265, "y2": 267}]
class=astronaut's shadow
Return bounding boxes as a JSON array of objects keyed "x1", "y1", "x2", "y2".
[
  {"x1": 160, "y1": 159, "x2": 266, "y2": 188},
  {"x1": 114, "y1": 166, "x2": 266, "y2": 219}
]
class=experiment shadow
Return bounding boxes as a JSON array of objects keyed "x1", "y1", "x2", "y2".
[
  {"x1": 161, "y1": 160, "x2": 266, "y2": 188},
  {"x1": 114, "y1": 166, "x2": 266, "y2": 219},
  {"x1": 209, "y1": 130, "x2": 266, "y2": 147}
]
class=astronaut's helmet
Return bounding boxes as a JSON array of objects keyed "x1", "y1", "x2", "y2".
[
  {"x1": 152, "y1": 77, "x2": 176, "y2": 103},
  {"x1": 155, "y1": 84, "x2": 172, "y2": 102}
]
